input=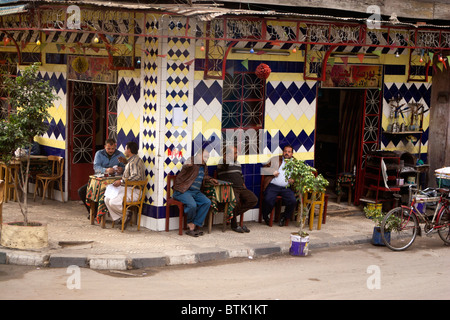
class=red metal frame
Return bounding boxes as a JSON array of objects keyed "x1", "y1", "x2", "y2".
[{"x1": 1, "y1": 7, "x2": 447, "y2": 51}]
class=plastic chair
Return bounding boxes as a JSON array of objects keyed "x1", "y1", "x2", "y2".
[
  {"x1": 111, "y1": 179, "x2": 147, "y2": 232},
  {"x1": 258, "y1": 175, "x2": 283, "y2": 227},
  {"x1": 165, "y1": 174, "x2": 187, "y2": 235},
  {"x1": 34, "y1": 155, "x2": 64, "y2": 204}
]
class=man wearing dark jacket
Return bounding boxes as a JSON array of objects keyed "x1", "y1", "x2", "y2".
[
  {"x1": 173, "y1": 148, "x2": 218, "y2": 237},
  {"x1": 217, "y1": 145, "x2": 257, "y2": 233}
]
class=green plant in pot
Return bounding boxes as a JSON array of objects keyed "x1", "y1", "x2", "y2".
[
  {"x1": 0, "y1": 63, "x2": 59, "y2": 249},
  {"x1": 284, "y1": 158, "x2": 329, "y2": 237},
  {"x1": 364, "y1": 206, "x2": 401, "y2": 246}
]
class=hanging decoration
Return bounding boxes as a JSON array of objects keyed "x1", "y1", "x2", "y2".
[
  {"x1": 255, "y1": 63, "x2": 271, "y2": 79},
  {"x1": 241, "y1": 58, "x2": 249, "y2": 70}
]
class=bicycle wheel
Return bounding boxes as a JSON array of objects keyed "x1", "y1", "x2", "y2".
[
  {"x1": 437, "y1": 207, "x2": 450, "y2": 245},
  {"x1": 381, "y1": 207, "x2": 418, "y2": 251}
]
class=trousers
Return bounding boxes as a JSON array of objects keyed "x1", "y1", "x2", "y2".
[
  {"x1": 262, "y1": 183, "x2": 297, "y2": 221},
  {"x1": 173, "y1": 189, "x2": 211, "y2": 227},
  {"x1": 104, "y1": 187, "x2": 141, "y2": 221}
]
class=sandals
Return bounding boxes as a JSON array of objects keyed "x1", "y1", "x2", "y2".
[
  {"x1": 185, "y1": 227, "x2": 205, "y2": 237},
  {"x1": 232, "y1": 225, "x2": 250, "y2": 233},
  {"x1": 185, "y1": 229, "x2": 199, "y2": 237}
]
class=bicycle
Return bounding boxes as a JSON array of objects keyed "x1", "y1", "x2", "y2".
[{"x1": 380, "y1": 187, "x2": 450, "y2": 251}]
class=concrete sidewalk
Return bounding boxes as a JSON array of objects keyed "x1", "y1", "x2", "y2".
[{"x1": 0, "y1": 197, "x2": 374, "y2": 270}]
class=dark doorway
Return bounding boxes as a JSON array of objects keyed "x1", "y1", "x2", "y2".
[
  {"x1": 315, "y1": 88, "x2": 365, "y2": 186},
  {"x1": 68, "y1": 82, "x2": 118, "y2": 200}
]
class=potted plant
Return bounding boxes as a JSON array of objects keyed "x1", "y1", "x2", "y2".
[
  {"x1": 284, "y1": 158, "x2": 329, "y2": 256},
  {"x1": 0, "y1": 62, "x2": 58, "y2": 249},
  {"x1": 364, "y1": 205, "x2": 400, "y2": 246}
]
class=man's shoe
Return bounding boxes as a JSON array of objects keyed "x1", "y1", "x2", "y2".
[
  {"x1": 122, "y1": 213, "x2": 132, "y2": 230},
  {"x1": 279, "y1": 217, "x2": 286, "y2": 227},
  {"x1": 232, "y1": 226, "x2": 245, "y2": 233}
]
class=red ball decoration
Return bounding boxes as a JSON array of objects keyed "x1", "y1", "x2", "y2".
[{"x1": 255, "y1": 63, "x2": 271, "y2": 80}]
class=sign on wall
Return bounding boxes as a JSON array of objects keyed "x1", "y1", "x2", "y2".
[
  {"x1": 68, "y1": 55, "x2": 117, "y2": 84},
  {"x1": 322, "y1": 64, "x2": 382, "y2": 89}
]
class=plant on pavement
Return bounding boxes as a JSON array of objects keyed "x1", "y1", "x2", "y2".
[
  {"x1": 0, "y1": 62, "x2": 59, "y2": 226},
  {"x1": 284, "y1": 158, "x2": 329, "y2": 237}
]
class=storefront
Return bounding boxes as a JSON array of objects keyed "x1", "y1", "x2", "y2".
[{"x1": 0, "y1": 2, "x2": 447, "y2": 231}]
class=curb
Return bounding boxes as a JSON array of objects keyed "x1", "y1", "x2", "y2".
[{"x1": 0, "y1": 236, "x2": 371, "y2": 270}]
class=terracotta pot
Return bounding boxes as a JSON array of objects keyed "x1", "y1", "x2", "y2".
[{"x1": 1, "y1": 221, "x2": 48, "y2": 249}]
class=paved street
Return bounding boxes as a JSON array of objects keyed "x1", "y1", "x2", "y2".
[{"x1": 1, "y1": 236, "x2": 448, "y2": 301}]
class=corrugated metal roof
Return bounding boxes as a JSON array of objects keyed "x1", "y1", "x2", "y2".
[
  {"x1": 0, "y1": 3, "x2": 26, "y2": 16},
  {"x1": 31, "y1": 0, "x2": 275, "y2": 21}
]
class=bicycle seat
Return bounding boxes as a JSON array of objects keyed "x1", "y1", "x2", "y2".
[{"x1": 438, "y1": 188, "x2": 450, "y2": 195}]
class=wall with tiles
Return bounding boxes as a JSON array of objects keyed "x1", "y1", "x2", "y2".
[
  {"x1": 381, "y1": 53, "x2": 432, "y2": 162},
  {"x1": 9, "y1": 17, "x2": 434, "y2": 231}
]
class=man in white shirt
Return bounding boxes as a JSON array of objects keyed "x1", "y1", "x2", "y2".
[
  {"x1": 104, "y1": 141, "x2": 146, "y2": 229},
  {"x1": 261, "y1": 145, "x2": 297, "y2": 226}
]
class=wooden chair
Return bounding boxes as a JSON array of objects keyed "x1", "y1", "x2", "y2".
[
  {"x1": 0, "y1": 180, "x2": 4, "y2": 228},
  {"x1": 258, "y1": 175, "x2": 283, "y2": 227},
  {"x1": 165, "y1": 174, "x2": 187, "y2": 235},
  {"x1": 1, "y1": 162, "x2": 19, "y2": 202},
  {"x1": 303, "y1": 191, "x2": 326, "y2": 231},
  {"x1": 111, "y1": 179, "x2": 147, "y2": 232},
  {"x1": 34, "y1": 155, "x2": 64, "y2": 204}
]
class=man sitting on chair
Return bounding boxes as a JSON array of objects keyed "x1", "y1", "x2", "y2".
[
  {"x1": 261, "y1": 144, "x2": 297, "y2": 227},
  {"x1": 78, "y1": 138, "x2": 126, "y2": 214},
  {"x1": 217, "y1": 145, "x2": 257, "y2": 233},
  {"x1": 104, "y1": 141, "x2": 146, "y2": 229}
]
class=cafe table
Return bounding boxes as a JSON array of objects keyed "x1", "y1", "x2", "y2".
[
  {"x1": 203, "y1": 179, "x2": 236, "y2": 233},
  {"x1": 86, "y1": 174, "x2": 122, "y2": 228},
  {"x1": 0, "y1": 155, "x2": 48, "y2": 202}
]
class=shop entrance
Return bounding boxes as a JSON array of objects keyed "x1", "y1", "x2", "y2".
[
  {"x1": 315, "y1": 88, "x2": 366, "y2": 201},
  {"x1": 67, "y1": 81, "x2": 118, "y2": 200}
]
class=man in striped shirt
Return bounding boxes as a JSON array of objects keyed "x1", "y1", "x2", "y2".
[{"x1": 104, "y1": 141, "x2": 146, "y2": 228}]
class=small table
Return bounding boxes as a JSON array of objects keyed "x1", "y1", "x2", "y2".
[
  {"x1": 203, "y1": 179, "x2": 236, "y2": 233},
  {"x1": 86, "y1": 174, "x2": 121, "y2": 227}
]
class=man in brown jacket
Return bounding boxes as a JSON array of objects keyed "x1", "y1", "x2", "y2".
[
  {"x1": 261, "y1": 145, "x2": 297, "y2": 226},
  {"x1": 173, "y1": 148, "x2": 217, "y2": 236}
]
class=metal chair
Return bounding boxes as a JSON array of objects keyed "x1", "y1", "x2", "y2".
[{"x1": 34, "y1": 155, "x2": 64, "y2": 203}]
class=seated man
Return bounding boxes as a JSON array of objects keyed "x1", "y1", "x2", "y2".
[
  {"x1": 173, "y1": 148, "x2": 218, "y2": 237},
  {"x1": 261, "y1": 144, "x2": 297, "y2": 226},
  {"x1": 217, "y1": 145, "x2": 257, "y2": 233},
  {"x1": 78, "y1": 138, "x2": 126, "y2": 214},
  {"x1": 104, "y1": 141, "x2": 146, "y2": 229}
]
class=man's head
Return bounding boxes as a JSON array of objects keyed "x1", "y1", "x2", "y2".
[
  {"x1": 223, "y1": 145, "x2": 238, "y2": 164},
  {"x1": 104, "y1": 138, "x2": 117, "y2": 156},
  {"x1": 195, "y1": 148, "x2": 210, "y2": 164},
  {"x1": 125, "y1": 141, "x2": 139, "y2": 157},
  {"x1": 282, "y1": 145, "x2": 294, "y2": 160}
]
